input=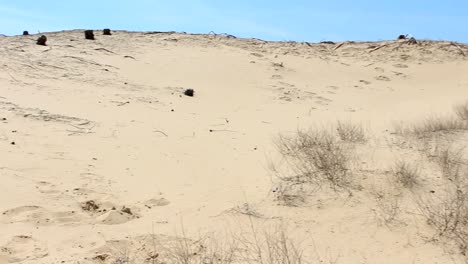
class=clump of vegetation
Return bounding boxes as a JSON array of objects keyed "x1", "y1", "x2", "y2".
[
  {"x1": 336, "y1": 121, "x2": 367, "y2": 143},
  {"x1": 395, "y1": 116, "x2": 468, "y2": 137},
  {"x1": 391, "y1": 161, "x2": 420, "y2": 189},
  {"x1": 274, "y1": 128, "x2": 355, "y2": 191},
  {"x1": 454, "y1": 101, "x2": 468, "y2": 120},
  {"x1": 104, "y1": 224, "x2": 307, "y2": 264}
]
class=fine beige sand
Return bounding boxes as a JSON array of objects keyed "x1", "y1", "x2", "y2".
[{"x1": 0, "y1": 30, "x2": 468, "y2": 263}]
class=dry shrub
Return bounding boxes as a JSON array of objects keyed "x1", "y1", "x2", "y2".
[
  {"x1": 415, "y1": 142, "x2": 468, "y2": 256},
  {"x1": 392, "y1": 161, "x2": 420, "y2": 189},
  {"x1": 336, "y1": 121, "x2": 367, "y2": 143},
  {"x1": 371, "y1": 190, "x2": 402, "y2": 227},
  {"x1": 416, "y1": 183, "x2": 468, "y2": 256},
  {"x1": 396, "y1": 116, "x2": 468, "y2": 137},
  {"x1": 162, "y1": 235, "x2": 237, "y2": 264},
  {"x1": 274, "y1": 128, "x2": 355, "y2": 192},
  {"x1": 108, "y1": 224, "x2": 307, "y2": 264},
  {"x1": 454, "y1": 101, "x2": 468, "y2": 120},
  {"x1": 432, "y1": 145, "x2": 466, "y2": 181},
  {"x1": 235, "y1": 224, "x2": 305, "y2": 264}
]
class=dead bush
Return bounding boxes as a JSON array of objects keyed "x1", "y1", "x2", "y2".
[
  {"x1": 454, "y1": 101, "x2": 468, "y2": 120},
  {"x1": 415, "y1": 141, "x2": 468, "y2": 256},
  {"x1": 396, "y1": 116, "x2": 468, "y2": 137},
  {"x1": 275, "y1": 128, "x2": 355, "y2": 191},
  {"x1": 336, "y1": 121, "x2": 367, "y2": 143},
  {"x1": 392, "y1": 161, "x2": 420, "y2": 189}
]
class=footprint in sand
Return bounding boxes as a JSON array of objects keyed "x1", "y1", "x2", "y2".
[
  {"x1": 374, "y1": 67, "x2": 385, "y2": 73},
  {"x1": 35, "y1": 181, "x2": 60, "y2": 195},
  {"x1": 391, "y1": 71, "x2": 408, "y2": 78},
  {"x1": 271, "y1": 74, "x2": 283, "y2": 80},
  {"x1": 0, "y1": 235, "x2": 48, "y2": 263},
  {"x1": 375, "y1": 75, "x2": 391, "y2": 82},
  {"x1": 1, "y1": 205, "x2": 86, "y2": 225},
  {"x1": 141, "y1": 197, "x2": 171, "y2": 209},
  {"x1": 393, "y1": 63, "x2": 408, "y2": 68}
]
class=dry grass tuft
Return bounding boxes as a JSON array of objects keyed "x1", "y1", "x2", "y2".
[
  {"x1": 371, "y1": 190, "x2": 402, "y2": 227},
  {"x1": 395, "y1": 116, "x2": 468, "y2": 137},
  {"x1": 108, "y1": 224, "x2": 308, "y2": 264},
  {"x1": 274, "y1": 128, "x2": 355, "y2": 191},
  {"x1": 414, "y1": 141, "x2": 468, "y2": 257},
  {"x1": 391, "y1": 161, "x2": 420, "y2": 189},
  {"x1": 336, "y1": 121, "x2": 367, "y2": 143},
  {"x1": 454, "y1": 101, "x2": 468, "y2": 120}
]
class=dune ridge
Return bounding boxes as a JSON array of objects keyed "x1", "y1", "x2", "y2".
[{"x1": 1, "y1": 30, "x2": 468, "y2": 263}]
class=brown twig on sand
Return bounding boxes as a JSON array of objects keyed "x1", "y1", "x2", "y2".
[
  {"x1": 117, "y1": 101, "x2": 130, "y2": 106},
  {"x1": 94, "y1": 48, "x2": 115, "y2": 54},
  {"x1": 63, "y1": 56, "x2": 118, "y2": 69},
  {"x1": 334, "y1": 42, "x2": 346, "y2": 50},
  {"x1": 449, "y1": 42, "x2": 466, "y2": 57},
  {"x1": 67, "y1": 123, "x2": 96, "y2": 136},
  {"x1": 369, "y1": 44, "x2": 390, "y2": 53},
  {"x1": 153, "y1": 130, "x2": 168, "y2": 137}
]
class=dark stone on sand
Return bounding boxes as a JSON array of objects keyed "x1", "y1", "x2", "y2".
[
  {"x1": 36, "y1": 35, "x2": 47, "y2": 46},
  {"x1": 184, "y1": 89, "x2": 195, "y2": 97},
  {"x1": 103, "y1": 28, "x2": 112, "y2": 35},
  {"x1": 320, "y1": 41, "x2": 335, "y2": 44},
  {"x1": 407, "y1": 37, "x2": 417, "y2": 45},
  {"x1": 84, "y1": 30, "x2": 95, "y2": 40},
  {"x1": 23, "y1": 31, "x2": 29, "y2": 36},
  {"x1": 397, "y1": 34, "x2": 407, "y2": 40}
]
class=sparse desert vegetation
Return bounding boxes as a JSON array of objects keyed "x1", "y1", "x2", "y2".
[
  {"x1": 2, "y1": 31, "x2": 468, "y2": 264},
  {"x1": 97, "y1": 223, "x2": 308, "y2": 264},
  {"x1": 269, "y1": 102, "x2": 468, "y2": 260},
  {"x1": 391, "y1": 160, "x2": 420, "y2": 189},
  {"x1": 455, "y1": 101, "x2": 468, "y2": 120},
  {"x1": 273, "y1": 127, "x2": 357, "y2": 197},
  {"x1": 336, "y1": 121, "x2": 367, "y2": 143}
]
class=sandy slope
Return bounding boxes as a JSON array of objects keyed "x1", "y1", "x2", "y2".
[{"x1": 0, "y1": 30, "x2": 467, "y2": 263}]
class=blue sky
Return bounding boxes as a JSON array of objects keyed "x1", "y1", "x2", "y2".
[{"x1": 0, "y1": 0, "x2": 467, "y2": 42}]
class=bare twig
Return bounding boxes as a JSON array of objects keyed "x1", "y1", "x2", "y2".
[
  {"x1": 94, "y1": 48, "x2": 115, "y2": 54},
  {"x1": 369, "y1": 44, "x2": 390, "y2": 53},
  {"x1": 153, "y1": 130, "x2": 168, "y2": 137},
  {"x1": 449, "y1": 42, "x2": 466, "y2": 57}
]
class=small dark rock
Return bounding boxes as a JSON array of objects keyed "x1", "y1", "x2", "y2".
[
  {"x1": 84, "y1": 30, "x2": 95, "y2": 40},
  {"x1": 103, "y1": 28, "x2": 112, "y2": 35},
  {"x1": 397, "y1": 34, "x2": 407, "y2": 40},
  {"x1": 1, "y1": 117, "x2": 6, "y2": 121},
  {"x1": 407, "y1": 37, "x2": 417, "y2": 45},
  {"x1": 320, "y1": 41, "x2": 335, "y2": 44},
  {"x1": 22, "y1": 31, "x2": 29, "y2": 36},
  {"x1": 81, "y1": 200, "x2": 99, "y2": 211},
  {"x1": 184, "y1": 89, "x2": 195, "y2": 97},
  {"x1": 10, "y1": 142, "x2": 15, "y2": 145},
  {"x1": 121, "y1": 207, "x2": 133, "y2": 215},
  {"x1": 36, "y1": 35, "x2": 47, "y2": 46}
]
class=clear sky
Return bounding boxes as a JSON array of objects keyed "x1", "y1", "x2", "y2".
[{"x1": 0, "y1": 0, "x2": 467, "y2": 42}]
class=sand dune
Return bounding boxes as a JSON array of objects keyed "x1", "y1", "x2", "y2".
[{"x1": 1, "y1": 30, "x2": 468, "y2": 263}]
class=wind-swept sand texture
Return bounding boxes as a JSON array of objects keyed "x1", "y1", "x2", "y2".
[{"x1": 1, "y1": 30, "x2": 468, "y2": 263}]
